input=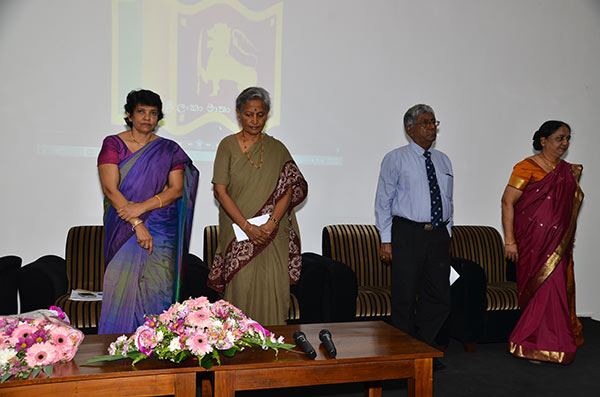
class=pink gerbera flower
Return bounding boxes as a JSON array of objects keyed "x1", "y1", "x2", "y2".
[
  {"x1": 186, "y1": 296, "x2": 209, "y2": 309},
  {"x1": 185, "y1": 331, "x2": 213, "y2": 356},
  {"x1": 25, "y1": 342, "x2": 58, "y2": 367},
  {"x1": 11, "y1": 324, "x2": 37, "y2": 340},
  {"x1": 185, "y1": 308, "x2": 212, "y2": 328},
  {"x1": 49, "y1": 330, "x2": 70, "y2": 358},
  {"x1": 158, "y1": 302, "x2": 181, "y2": 324}
]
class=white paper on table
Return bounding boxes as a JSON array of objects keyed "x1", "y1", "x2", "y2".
[
  {"x1": 449, "y1": 266, "x2": 460, "y2": 285},
  {"x1": 232, "y1": 214, "x2": 270, "y2": 242},
  {"x1": 69, "y1": 289, "x2": 103, "y2": 301}
]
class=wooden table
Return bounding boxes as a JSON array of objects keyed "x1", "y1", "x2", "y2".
[{"x1": 0, "y1": 321, "x2": 441, "y2": 397}]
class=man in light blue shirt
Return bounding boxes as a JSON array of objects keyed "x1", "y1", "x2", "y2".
[{"x1": 375, "y1": 104, "x2": 453, "y2": 362}]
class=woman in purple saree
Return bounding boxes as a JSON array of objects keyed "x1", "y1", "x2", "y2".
[
  {"x1": 501, "y1": 120, "x2": 583, "y2": 364},
  {"x1": 97, "y1": 90, "x2": 198, "y2": 334}
]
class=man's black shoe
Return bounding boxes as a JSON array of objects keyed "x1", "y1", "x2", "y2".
[{"x1": 433, "y1": 358, "x2": 446, "y2": 371}]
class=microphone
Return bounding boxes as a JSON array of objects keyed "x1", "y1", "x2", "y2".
[
  {"x1": 319, "y1": 329, "x2": 337, "y2": 358},
  {"x1": 293, "y1": 330, "x2": 316, "y2": 359}
]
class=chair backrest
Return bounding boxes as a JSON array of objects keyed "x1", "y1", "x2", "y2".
[
  {"x1": 203, "y1": 225, "x2": 220, "y2": 268},
  {"x1": 0, "y1": 256, "x2": 21, "y2": 314},
  {"x1": 322, "y1": 224, "x2": 389, "y2": 288},
  {"x1": 65, "y1": 225, "x2": 105, "y2": 291},
  {"x1": 449, "y1": 225, "x2": 506, "y2": 283}
]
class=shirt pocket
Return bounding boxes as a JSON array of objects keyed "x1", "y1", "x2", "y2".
[{"x1": 438, "y1": 171, "x2": 453, "y2": 200}]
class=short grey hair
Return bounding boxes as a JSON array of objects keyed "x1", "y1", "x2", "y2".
[
  {"x1": 403, "y1": 104, "x2": 435, "y2": 128},
  {"x1": 236, "y1": 87, "x2": 271, "y2": 114}
]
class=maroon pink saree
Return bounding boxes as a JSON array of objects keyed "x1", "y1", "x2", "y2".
[{"x1": 508, "y1": 160, "x2": 583, "y2": 364}]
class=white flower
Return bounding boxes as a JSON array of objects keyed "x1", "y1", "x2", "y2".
[
  {"x1": 168, "y1": 337, "x2": 181, "y2": 352},
  {"x1": 0, "y1": 348, "x2": 17, "y2": 366}
]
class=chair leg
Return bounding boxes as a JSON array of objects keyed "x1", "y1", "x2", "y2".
[{"x1": 463, "y1": 342, "x2": 477, "y2": 352}]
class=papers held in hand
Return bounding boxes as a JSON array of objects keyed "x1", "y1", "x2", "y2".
[
  {"x1": 69, "y1": 289, "x2": 103, "y2": 301},
  {"x1": 232, "y1": 214, "x2": 270, "y2": 242}
]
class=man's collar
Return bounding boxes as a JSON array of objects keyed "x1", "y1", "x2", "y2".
[{"x1": 409, "y1": 141, "x2": 429, "y2": 155}]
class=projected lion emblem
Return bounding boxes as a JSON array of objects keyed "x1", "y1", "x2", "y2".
[{"x1": 197, "y1": 23, "x2": 258, "y2": 96}]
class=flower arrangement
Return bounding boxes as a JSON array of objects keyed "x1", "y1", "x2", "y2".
[
  {"x1": 87, "y1": 297, "x2": 295, "y2": 369},
  {"x1": 0, "y1": 307, "x2": 84, "y2": 383}
]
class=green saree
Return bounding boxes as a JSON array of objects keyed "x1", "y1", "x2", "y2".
[{"x1": 208, "y1": 134, "x2": 308, "y2": 325}]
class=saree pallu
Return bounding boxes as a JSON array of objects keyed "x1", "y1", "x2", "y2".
[
  {"x1": 99, "y1": 138, "x2": 198, "y2": 334},
  {"x1": 508, "y1": 160, "x2": 583, "y2": 364},
  {"x1": 207, "y1": 134, "x2": 308, "y2": 325}
]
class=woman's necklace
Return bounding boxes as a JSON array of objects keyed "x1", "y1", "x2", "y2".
[
  {"x1": 538, "y1": 153, "x2": 559, "y2": 170},
  {"x1": 130, "y1": 130, "x2": 152, "y2": 146},
  {"x1": 241, "y1": 132, "x2": 264, "y2": 169}
]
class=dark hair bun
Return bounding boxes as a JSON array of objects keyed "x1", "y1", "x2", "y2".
[{"x1": 531, "y1": 120, "x2": 571, "y2": 151}]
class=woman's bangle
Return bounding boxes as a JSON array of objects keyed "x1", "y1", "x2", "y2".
[
  {"x1": 270, "y1": 216, "x2": 278, "y2": 225},
  {"x1": 154, "y1": 195, "x2": 163, "y2": 208},
  {"x1": 505, "y1": 241, "x2": 516, "y2": 246},
  {"x1": 131, "y1": 219, "x2": 144, "y2": 231}
]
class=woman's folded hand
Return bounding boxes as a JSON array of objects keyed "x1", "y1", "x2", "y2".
[
  {"x1": 118, "y1": 202, "x2": 145, "y2": 222},
  {"x1": 246, "y1": 223, "x2": 272, "y2": 245}
]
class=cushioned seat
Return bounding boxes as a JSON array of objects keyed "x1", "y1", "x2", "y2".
[
  {"x1": 322, "y1": 224, "x2": 391, "y2": 320},
  {"x1": 54, "y1": 225, "x2": 105, "y2": 333}
]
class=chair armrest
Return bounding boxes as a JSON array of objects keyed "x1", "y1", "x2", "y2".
[
  {"x1": 18, "y1": 255, "x2": 68, "y2": 313},
  {"x1": 445, "y1": 256, "x2": 487, "y2": 343},
  {"x1": 505, "y1": 259, "x2": 516, "y2": 282},
  {"x1": 182, "y1": 253, "x2": 220, "y2": 302}
]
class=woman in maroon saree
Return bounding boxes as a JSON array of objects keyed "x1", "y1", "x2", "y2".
[{"x1": 501, "y1": 120, "x2": 583, "y2": 364}]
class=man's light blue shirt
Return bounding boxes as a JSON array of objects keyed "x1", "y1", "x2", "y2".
[{"x1": 375, "y1": 141, "x2": 454, "y2": 243}]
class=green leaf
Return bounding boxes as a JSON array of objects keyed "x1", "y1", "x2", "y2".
[
  {"x1": 212, "y1": 349, "x2": 221, "y2": 366},
  {"x1": 84, "y1": 354, "x2": 132, "y2": 365},
  {"x1": 200, "y1": 356, "x2": 214, "y2": 370},
  {"x1": 222, "y1": 348, "x2": 236, "y2": 358},
  {"x1": 42, "y1": 364, "x2": 53, "y2": 378},
  {"x1": 30, "y1": 367, "x2": 41, "y2": 379},
  {"x1": 173, "y1": 351, "x2": 189, "y2": 364},
  {"x1": 131, "y1": 352, "x2": 149, "y2": 366},
  {"x1": 1, "y1": 372, "x2": 12, "y2": 383}
]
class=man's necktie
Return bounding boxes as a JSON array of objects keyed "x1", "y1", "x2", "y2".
[{"x1": 424, "y1": 151, "x2": 443, "y2": 228}]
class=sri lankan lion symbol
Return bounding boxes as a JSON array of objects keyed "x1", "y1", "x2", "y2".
[{"x1": 197, "y1": 23, "x2": 258, "y2": 96}]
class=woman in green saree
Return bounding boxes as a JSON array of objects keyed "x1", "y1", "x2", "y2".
[{"x1": 207, "y1": 87, "x2": 308, "y2": 325}]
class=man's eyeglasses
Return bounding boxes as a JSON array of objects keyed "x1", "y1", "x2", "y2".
[{"x1": 415, "y1": 120, "x2": 440, "y2": 128}]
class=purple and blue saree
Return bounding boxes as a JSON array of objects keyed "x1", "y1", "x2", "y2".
[{"x1": 98, "y1": 137, "x2": 198, "y2": 334}]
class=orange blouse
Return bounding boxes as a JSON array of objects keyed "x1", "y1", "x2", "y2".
[{"x1": 507, "y1": 158, "x2": 548, "y2": 191}]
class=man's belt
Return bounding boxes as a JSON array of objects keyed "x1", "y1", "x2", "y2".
[{"x1": 395, "y1": 217, "x2": 448, "y2": 231}]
